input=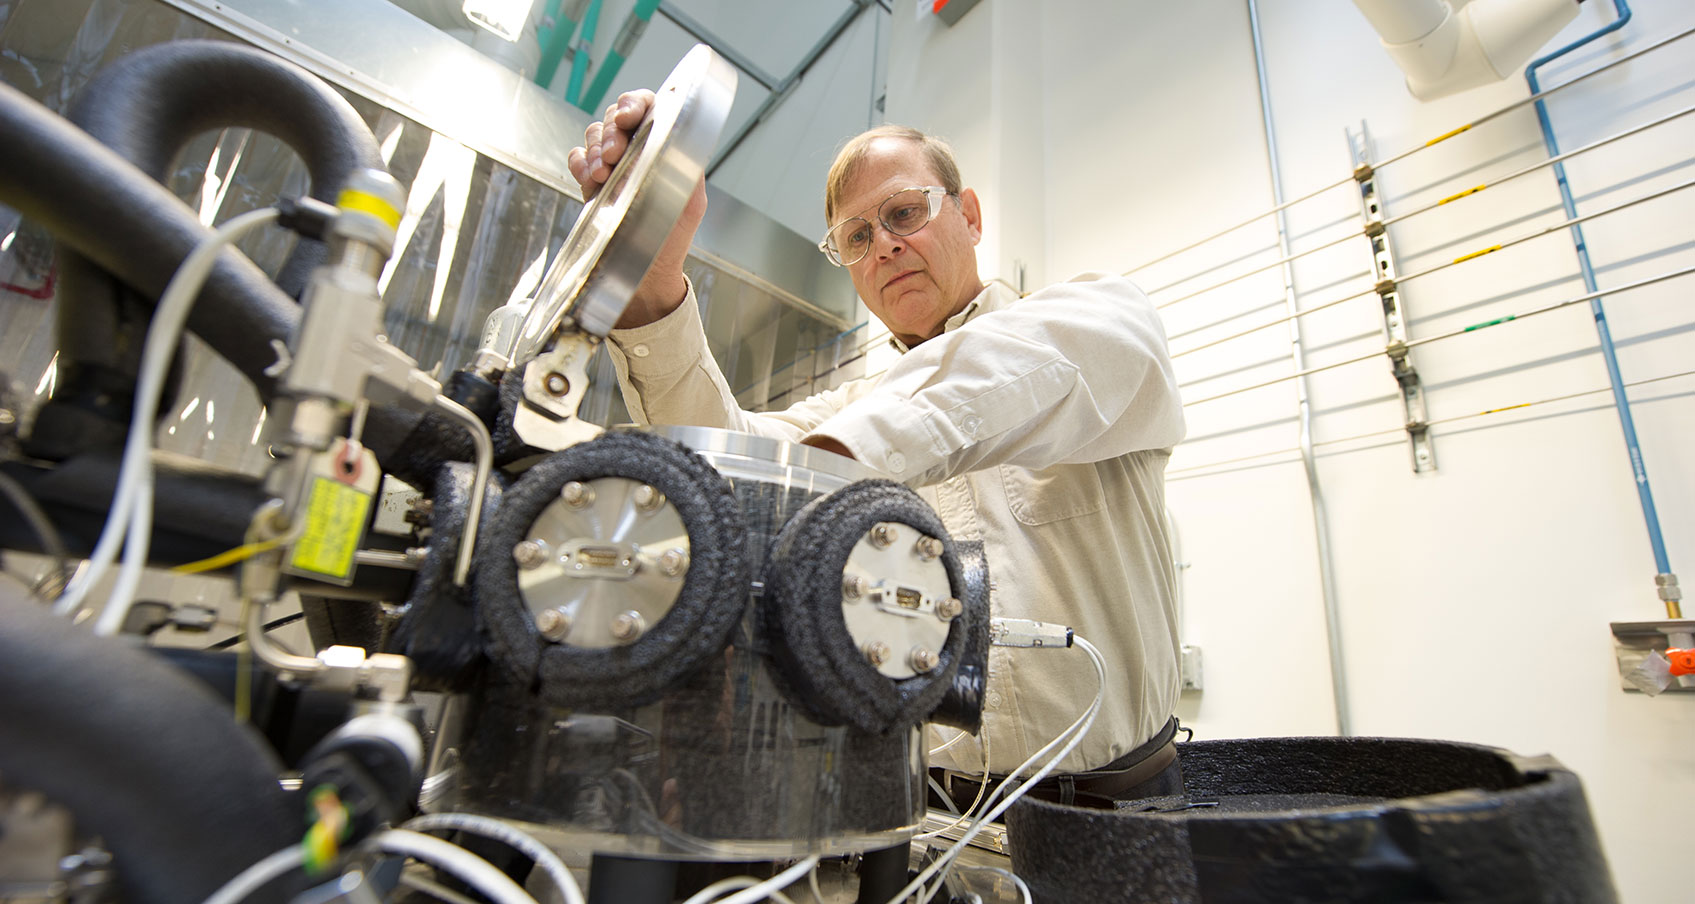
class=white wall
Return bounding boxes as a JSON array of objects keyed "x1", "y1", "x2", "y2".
[{"x1": 884, "y1": 0, "x2": 1695, "y2": 900}]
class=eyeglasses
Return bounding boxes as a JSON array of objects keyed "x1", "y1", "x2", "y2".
[{"x1": 817, "y1": 186, "x2": 954, "y2": 267}]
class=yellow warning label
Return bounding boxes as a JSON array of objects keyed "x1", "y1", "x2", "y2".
[{"x1": 289, "y1": 477, "x2": 372, "y2": 580}]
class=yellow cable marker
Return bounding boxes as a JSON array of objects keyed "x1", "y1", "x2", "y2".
[
  {"x1": 1452, "y1": 244, "x2": 1503, "y2": 265},
  {"x1": 337, "y1": 187, "x2": 402, "y2": 229},
  {"x1": 1438, "y1": 184, "x2": 1487, "y2": 205},
  {"x1": 1425, "y1": 123, "x2": 1472, "y2": 146}
]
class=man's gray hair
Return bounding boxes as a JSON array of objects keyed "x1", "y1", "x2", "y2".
[{"x1": 824, "y1": 125, "x2": 963, "y2": 225}]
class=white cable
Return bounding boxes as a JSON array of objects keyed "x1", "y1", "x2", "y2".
[
  {"x1": 402, "y1": 812, "x2": 586, "y2": 904},
  {"x1": 74, "y1": 207, "x2": 281, "y2": 633},
  {"x1": 198, "y1": 842, "x2": 305, "y2": 904},
  {"x1": 890, "y1": 635, "x2": 1107, "y2": 904},
  {"x1": 807, "y1": 865, "x2": 826, "y2": 904},
  {"x1": 365, "y1": 829, "x2": 539, "y2": 904},
  {"x1": 678, "y1": 856, "x2": 819, "y2": 904},
  {"x1": 954, "y1": 865, "x2": 1031, "y2": 904},
  {"x1": 927, "y1": 727, "x2": 971, "y2": 757},
  {"x1": 915, "y1": 729, "x2": 990, "y2": 841}
]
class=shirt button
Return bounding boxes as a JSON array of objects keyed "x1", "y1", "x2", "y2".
[
  {"x1": 630, "y1": 344, "x2": 650, "y2": 358},
  {"x1": 986, "y1": 691, "x2": 1003, "y2": 708},
  {"x1": 960, "y1": 414, "x2": 981, "y2": 435},
  {"x1": 886, "y1": 451, "x2": 906, "y2": 473}
]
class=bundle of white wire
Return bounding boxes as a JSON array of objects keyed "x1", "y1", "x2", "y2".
[
  {"x1": 891, "y1": 634, "x2": 1107, "y2": 904},
  {"x1": 52, "y1": 207, "x2": 281, "y2": 634}
]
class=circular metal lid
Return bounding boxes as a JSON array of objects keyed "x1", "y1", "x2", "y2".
[{"x1": 513, "y1": 44, "x2": 737, "y2": 356}]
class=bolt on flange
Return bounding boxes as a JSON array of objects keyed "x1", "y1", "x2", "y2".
[
  {"x1": 869, "y1": 524, "x2": 898, "y2": 548},
  {"x1": 632, "y1": 484, "x2": 665, "y2": 512},
  {"x1": 909, "y1": 646, "x2": 939, "y2": 673},
  {"x1": 544, "y1": 371, "x2": 569, "y2": 396},
  {"x1": 658, "y1": 547, "x2": 689, "y2": 577},
  {"x1": 935, "y1": 597, "x2": 963, "y2": 620},
  {"x1": 843, "y1": 574, "x2": 868, "y2": 600},
  {"x1": 536, "y1": 607, "x2": 572, "y2": 642},
  {"x1": 610, "y1": 610, "x2": 647, "y2": 642},
  {"x1": 513, "y1": 539, "x2": 548, "y2": 569},
  {"x1": 863, "y1": 640, "x2": 892, "y2": 667},
  {"x1": 914, "y1": 536, "x2": 944, "y2": 560},
  {"x1": 561, "y1": 481, "x2": 594, "y2": 508}
]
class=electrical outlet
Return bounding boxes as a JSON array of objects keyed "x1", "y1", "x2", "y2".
[{"x1": 1181, "y1": 644, "x2": 1203, "y2": 692}]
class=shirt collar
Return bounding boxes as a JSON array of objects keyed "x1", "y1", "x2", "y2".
[{"x1": 885, "y1": 280, "x2": 1020, "y2": 355}]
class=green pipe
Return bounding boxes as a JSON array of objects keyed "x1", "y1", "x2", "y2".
[
  {"x1": 535, "y1": 0, "x2": 583, "y2": 90},
  {"x1": 577, "y1": 0, "x2": 661, "y2": 114},
  {"x1": 565, "y1": 0, "x2": 603, "y2": 106}
]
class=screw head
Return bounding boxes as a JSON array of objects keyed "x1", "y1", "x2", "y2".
[
  {"x1": 870, "y1": 524, "x2": 897, "y2": 548},
  {"x1": 658, "y1": 547, "x2": 689, "y2": 577},
  {"x1": 936, "y1": 597, "x2": 963, "y2": 620},
  {"x1": 561, "y1": 481, "x2": 594, "y2": 507},
  {"x1": 536, "y1": 607, "x2": 571, "y2": 641},
  {"x1": 544, "y1": 371, "x2": 569, "y2": 396},
  {"x1": 914, "y1": 536, "x2": 944, "y2": 560},
  {"x1": 843, "y1": 574, "x2": 867, "y2": 600},
  {"x1": 611, "y1": 610, "x2": 646, "y2": 642},
  {"x1": 633, "y1": 484, "x2": 665, "y2": 512},
  {"x1": 863, "y1": 640, "x2": 892, "y2": 667},
  {"x1": 909, "y1": 647, "x2": 939, "y2": 673},
  {"x1": 513, "y1": 539, "x2": 547, "y2": 569}
]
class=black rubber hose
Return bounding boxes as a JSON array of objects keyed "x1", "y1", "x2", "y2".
[
  {"x1": 64, "y1": 40, "x2": 382, "y2": 298},
  {"x1": 0, "y1": 584, "x2": 303, "y2": 904},
  {"x1": 0, "y1": 78, "x2": 300, "y2": 399}
]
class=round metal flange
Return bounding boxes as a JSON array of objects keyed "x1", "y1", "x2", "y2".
[
  {"x1": 761, "y1": 480, "x2": 967, "y2": 734},
  {"x1": 840, "y1": 522, "x2": 955, "y2": 680},
  {"x1": 512, "y1": 44, "x2": 737, "y2": 355},
  {"x1": 473, "y1": 429, "x2": 749, "y2": 709},
  {"x1": 516, "y1": 476, "x2": 690, "y2": 649}
]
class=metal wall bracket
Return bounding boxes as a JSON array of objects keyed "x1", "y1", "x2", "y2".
[{"x1": 1348, "y1": 122, "x2": 1436, "y2": 473}]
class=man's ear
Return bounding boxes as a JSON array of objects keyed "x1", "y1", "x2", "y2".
[{"x1": 959, "y1": 187, "x2": 983, "y2": 244}]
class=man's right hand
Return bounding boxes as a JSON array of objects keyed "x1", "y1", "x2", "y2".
[{"x1": 567, "y1": 89, "x2": 706, "y2": 330}]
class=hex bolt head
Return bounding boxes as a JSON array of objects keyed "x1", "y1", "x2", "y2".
[
  {"x1": 914, "y1": 536, "x2": 944, "y2": 560},
  {"x1": 632, "y1": 484, "x2": 665, "y2": 512},
  {"x1": 544, "y1": 371, "x2": 570, "y2": 396},
  {"x1": 658, "y1": 547, "x2": 689, "y2": 577},
  {"x1": 561, "y1": 481, "x2": 594, "y2": 507},
  {"x1": 909, "y1": 647, "x2": 940, "y2": 673},
  {"x1": 936, "y1": 597, "x2": 964, "y2": 620},
  {"x1": 611, "y1": 610, "x2": 647, "y2": 642},
  {"x1": 863, "y1": 640, "x2": 892, "y2": 667},
  {"x1": 843, "y1": 574, "x2": 867, "y2": 600},
  {"x1": 535, "y1": 607, "x2": 571, "y2": 642},
  {"x1": 513, "y1": 539, "x2": 547, "y2": 569},
  {"x1": 870, "y1": 523, "x2": 898, "y2": 548}
]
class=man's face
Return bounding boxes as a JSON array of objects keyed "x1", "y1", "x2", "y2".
[{"x1": 833, "y1": 138, "x2": 983, "y2": 347}]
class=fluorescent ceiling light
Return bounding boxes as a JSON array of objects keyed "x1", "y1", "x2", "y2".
[{"x1": 463, "y1": 0, "x2": 534, "y2": 42}]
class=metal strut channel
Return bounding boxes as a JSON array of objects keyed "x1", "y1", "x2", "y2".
[{"x1": 1348, "y1": 122, "x2": 1435, "y2": 474}]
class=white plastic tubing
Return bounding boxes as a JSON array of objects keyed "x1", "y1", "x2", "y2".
[{"x1": 1352, "y1": 0, "x2": 1580, "y2": 99}]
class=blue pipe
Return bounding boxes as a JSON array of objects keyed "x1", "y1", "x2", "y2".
[{"x1": 1524, "y1": 1, "x2": 1680, "y2": 607}]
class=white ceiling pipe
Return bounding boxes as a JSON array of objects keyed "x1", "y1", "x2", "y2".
[{"x1": 1353, "y1": 0, "x2": 1581, "y2": 100}]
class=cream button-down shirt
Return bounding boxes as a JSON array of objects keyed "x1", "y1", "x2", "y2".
[{"x1": 607, "y1": 272, "x2": 1185, "y2": 774}]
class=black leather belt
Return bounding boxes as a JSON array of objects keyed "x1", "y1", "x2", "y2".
[{"x1": 936, "y1": 716, "x2": 1181, "y2": 809}]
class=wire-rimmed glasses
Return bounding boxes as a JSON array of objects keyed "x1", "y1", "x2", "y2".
[{"x1": 817, "y1": 186, "x2": 953, "y2": 267}]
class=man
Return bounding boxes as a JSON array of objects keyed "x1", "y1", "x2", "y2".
[{"x1": 568, "y1": 92, "x2": 1186, "y2": 806}]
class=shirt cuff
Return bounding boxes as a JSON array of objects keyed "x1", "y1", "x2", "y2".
[
  {"x1": 810, "y1": 398, "x2": 945, "y2": 484},
  {"x1": 606, "y1": 276, "x2": 707, "y2": 380}
]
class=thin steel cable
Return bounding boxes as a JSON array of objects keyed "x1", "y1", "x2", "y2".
[
  {"x1": 1145, "y1": 101, "x2": 1695, "y2": 309},
  {"x1": 1171, "y1": 176, "x2": 1695, "y2": 359},
  {"x1": 1180, "y1": 264, "x2": 1695, "y2": 405},
  {"x1": 1168, "y1": 369, "x2": 1695, "y2": 481},
  {"x1": 1122, "y1": 24, "x2": 1695, "y2": 279}
]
